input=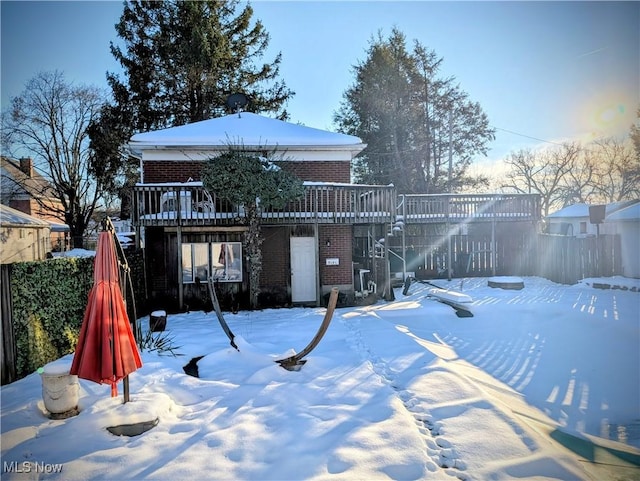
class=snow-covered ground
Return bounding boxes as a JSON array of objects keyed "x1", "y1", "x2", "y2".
[{"x1": 2, "y1": 276, "x2": 639, "y2": 480}]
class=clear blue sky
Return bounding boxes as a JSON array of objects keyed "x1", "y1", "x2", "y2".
[{"x1": 1, "y1": 1, "x2": 638, "y2": 166}]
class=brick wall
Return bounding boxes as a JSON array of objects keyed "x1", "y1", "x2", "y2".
[
  {"x1": 143, "y1": 159, "x2": 350, "y2": 184},
  {"x1": 319, "y1": 225, "x2": 353, "y2": 286},
  {"x1": 144, "y1": 161, "x2": 205, "y2": 183},
  {"x1": 260, "y1": 227, "x2": 289, "y2": 288},
  {"x1": 281, "y1": 161, "x2": 350, "y2": 183}
]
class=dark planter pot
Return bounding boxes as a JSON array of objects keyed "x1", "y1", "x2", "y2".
[{"x1": 149, "y1": 310, "x2": 167, "y2": 332}]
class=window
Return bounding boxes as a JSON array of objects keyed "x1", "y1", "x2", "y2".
[
  {"x1": 182, "y1": 241, "x2": 243, "y2": 283},
  {"x1": 193, "y1": 243, "x2": 209, "y2": 282},
  {"x1": 211, "y1": 242, "x2": 242, "y2": 282},
  {"x1": 182, "y1": 244, "x2": 194, "y2": 283},
  {"x1": 579, "y1": 221, "x2": 587, "y2": 234}
]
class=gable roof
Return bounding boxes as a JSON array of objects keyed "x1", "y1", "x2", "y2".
[
  {"x1": 129, "y1": 112, "x2": 366, "y2": 153},
  {"x1": 0, "y1": 156, "x2": 58, "y2": 202}
]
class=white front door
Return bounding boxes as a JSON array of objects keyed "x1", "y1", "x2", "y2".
[{"x1": 290, "y1": 237, "x2": 317, "y2": 303}]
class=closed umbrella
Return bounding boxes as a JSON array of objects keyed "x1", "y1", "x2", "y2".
[{"x1": 70, "y1": 229, "x2": 142, "y2": 401}]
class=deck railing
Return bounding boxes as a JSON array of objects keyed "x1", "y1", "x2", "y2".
[
  {"x1": 131, "y1": 182, "x2": 397, "y2": 227},
  {"x1": 397, "y1": 193, "x2": 541, "y2": 224}
]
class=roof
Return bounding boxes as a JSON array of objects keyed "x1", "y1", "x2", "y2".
[
  {"x1": 0, "y1": 204, "x2": 50, "y2": 228},
  {"x1": 129, "y1": 112, "x2": 366, "y2": 152},
  {"x1": 0, "y1": 156, "x2": 57, "y2": 201},
  {"x1": 606, "y1": 201, "x2": 640, "y2": 221},
  {"x1": 547, "y1": 200, "x2": 640, "y2": 219}
]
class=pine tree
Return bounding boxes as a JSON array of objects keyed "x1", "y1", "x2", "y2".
[
  {"x1": 89, "y1": 0, "x2": 293, "y2": 206},
  {"x1": 335, "y1": 28, "x2": 494, "y2": 193}
]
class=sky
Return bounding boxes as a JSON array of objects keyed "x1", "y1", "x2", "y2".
[
  {"x1": 1, "y1": 1, "x2": 638, "y2": 167},
  {"x1": 1, "y1": 274, "x2": 639, "y2": 480}
]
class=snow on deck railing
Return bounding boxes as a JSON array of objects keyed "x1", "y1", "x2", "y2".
[
  {"x1": 132, "y1": 184, "x2": 539, "y2": 228},
  {"x1": 398, "y1": 193, "x2": 541, "y2": 223},
  {"x1": 132, "y1": 182, "x2": 396, "y2": 226}
]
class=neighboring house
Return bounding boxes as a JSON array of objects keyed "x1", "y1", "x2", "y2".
[
  {"x1": 129, "y1": 112, "x2": 392, "y2": 310},
  {"x1": 0, "y1": 156, "x2": 69, "y2": 251},
  {"x1": 601, "y1": 202, "x2": 640, "y2": 278},
  {"x1": 0, "y1": 204, "x2": 51, "y2": 263},
  {"x1": 546, "y1": 201, "x2": 639, "y2": 237}
]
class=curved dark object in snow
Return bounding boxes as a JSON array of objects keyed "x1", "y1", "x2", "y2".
[
  {"x1": 275, "y1": 287, "x2": 340, "y2": 371},
  {"x1": 207, "y1": 277, "x2": 239, "y2": 350},
  {"x1": 207, "y1": 279, "x2": 339, "y2": 371},
  {"x1": 183, "y1": 355, "x2": 205, "y2": 378}
]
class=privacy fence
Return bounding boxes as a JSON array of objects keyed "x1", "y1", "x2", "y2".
[
  {"x1": 388, "y1": 231, "x2": 622, "y2": 285},
  {"x1": 535, "y1": 234, "x2": 622, "y2": 285}
]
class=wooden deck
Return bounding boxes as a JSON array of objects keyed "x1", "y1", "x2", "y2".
[
  {"x1": 131, "y1": 184, "x2": 540, "y2": 229},
  {"x1": 131, "y1": 182, "x2": 397, "y2": 227},
  {"x1": 397, "y1": 193, "x2": 541, "y2": 224}
]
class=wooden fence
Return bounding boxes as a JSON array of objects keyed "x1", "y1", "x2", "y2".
[
  {"x1": 388, "y1": 229, "x2": 622, "y2": 284},
  {"x1": 535, "y1": 234, "x2": 622, "y2": 284}
]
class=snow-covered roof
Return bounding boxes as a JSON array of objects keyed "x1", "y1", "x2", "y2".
[
  {"x1": 606, "y1": 201, "x2": 640, "y2": 221},
  {"x1": 547, "y1": 200, "x2": 639, "y2": 219},
  {"x1": 0, "y1": 204, "x2": 50, "y2": 227},
  {"x1": 547, "y1": 203, "x2": 590, "y2": 218},
  {"x1": 129, "y1": 112, "x2": 365, "y2": 152}
]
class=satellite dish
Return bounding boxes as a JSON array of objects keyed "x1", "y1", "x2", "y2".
[{"x1": 225, "y1": 93, "x2": 249, "y2": 115}]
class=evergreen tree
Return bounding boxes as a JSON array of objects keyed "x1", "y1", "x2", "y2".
[
  {"x1": 89, "y1": 0, "x2": 294, "y2": 210},
  {"x1": 335, "y1": 28, "x2": 494, "y2": 193},
  {"x1": 201, "y1": 147, "x2": 304, "y2": 309}
]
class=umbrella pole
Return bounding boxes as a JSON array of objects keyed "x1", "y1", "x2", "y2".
[{"x1": 123, "y1": 375, "x2": 130, "y2": 403}]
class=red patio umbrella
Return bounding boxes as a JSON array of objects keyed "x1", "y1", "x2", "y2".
[{"x1": 70, "y1": 229, "x2": 142, "y2": 401}]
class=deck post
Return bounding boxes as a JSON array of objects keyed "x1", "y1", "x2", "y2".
[
  {"x1": 446, "y1": 195, "x2": 452, "y2": 281},
  {"x1": 177, "y1": 226, "x2": 183, "y2": 309}
]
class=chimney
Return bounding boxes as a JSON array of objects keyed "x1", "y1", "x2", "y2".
[{"x1": 19, "y1": 157, "x2": 33, "y2": 177}]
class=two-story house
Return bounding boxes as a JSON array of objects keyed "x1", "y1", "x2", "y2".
[
  {"x1": 0, "y1": 156, "x2": 69, "y2": 251},
  {"x1": 129, "y1": 112, "x2": 395, "y2": 311}
]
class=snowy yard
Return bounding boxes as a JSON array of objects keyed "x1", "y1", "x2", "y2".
[{"x1": 2, "y1": 276, "x2": 639, "y2": 480}]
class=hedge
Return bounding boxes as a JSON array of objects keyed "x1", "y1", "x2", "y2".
[
  {"x1": 10, "y1": 257, "x2": 95, "y2": 378},
  {"x1": 9, "y1": 250, "x2": 147, "y2": 380}
]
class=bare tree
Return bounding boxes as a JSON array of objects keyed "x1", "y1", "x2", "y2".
[
  {"x1": 587, "y1": 136, "x2": 640, "y2": 202},
  {"x1": 501, "y1": 142, "x2": 581, "y2": 217},
  {"x1": 1, "y1": 71, "x2": 107, "y2": 247},
  {"x1": 500, "y1": 131, "x2": 640, "y2": 216},
  {"x1": 631, "y1": 108, "x2": 640, "y2": 161}
]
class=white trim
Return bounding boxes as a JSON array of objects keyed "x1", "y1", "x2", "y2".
[{"x1": 137, "y1": 147, "x2": 363, "y2": 162}]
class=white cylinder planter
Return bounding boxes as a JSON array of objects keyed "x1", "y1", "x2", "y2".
[{"x1": 41, "y1": 360, "x2": 79, "y2": 418}]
